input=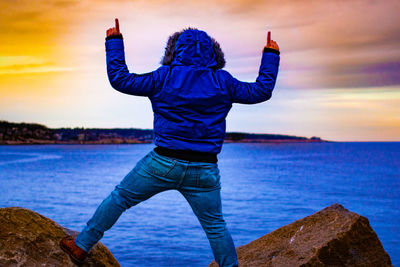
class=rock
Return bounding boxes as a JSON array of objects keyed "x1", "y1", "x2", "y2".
[
  {"x1": 0, "y1": 207, "x2": 120, "y2": 266},
  {"x1": 209, "y1": 203, "x2": 393, "y2": 267}
]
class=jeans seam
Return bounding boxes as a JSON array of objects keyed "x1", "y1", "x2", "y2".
[
  {"x1": 164, "y1": 160, "x2": 177, "y2": 176},
  {"x1": 176, "y1": 163, "x2": 188, "y2": 189}
]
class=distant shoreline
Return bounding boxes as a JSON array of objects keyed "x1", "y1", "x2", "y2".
[
  {"x1": 0, "y1": 120, "x2": 329, "y2": 145},
  {"x1": 0, "y1": 139, "x2": 328, "y2": 145}
]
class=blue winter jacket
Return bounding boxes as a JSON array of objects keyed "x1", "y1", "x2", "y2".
[{"x1": 105, "y1": 29, "x2": 280, "y2": 154}]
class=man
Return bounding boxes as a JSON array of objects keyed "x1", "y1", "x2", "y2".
[{"x1": 60, "y1": 19, "x2": 280, "y2": 267}]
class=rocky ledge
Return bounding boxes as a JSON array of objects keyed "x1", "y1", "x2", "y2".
[
  {"x1": 0, "y1": 204, "x2": 393, "y2": 266},
  {"x1": 0, "y1": 207, "x2": 120, "y2": 266},
  {"x1": 210, "y1": 203, "x2": 393, "y2": 267}
]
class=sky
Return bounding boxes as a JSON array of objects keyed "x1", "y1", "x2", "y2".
[{"x1": 0, "y1": 0, "x2": 399, "y2": 141}]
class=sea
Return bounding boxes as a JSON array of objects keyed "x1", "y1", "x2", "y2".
[{"x1": 0, "y1": 142, "x2": 399, "y2": 266}]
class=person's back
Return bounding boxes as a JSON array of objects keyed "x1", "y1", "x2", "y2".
[
  {"x1": 60, "y1": 20, "x2": 280, "y2": 267},
  {"x1": 106, "y1": 27, "x2": 280, "y2": 154}
]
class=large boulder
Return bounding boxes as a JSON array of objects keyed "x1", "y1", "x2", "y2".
[
  {"x1": 210, "y1": 203, "x2": 393, "y2": 267},
  {"x1": 0, "y1": 207, "x2": 120, "y2": 266}
]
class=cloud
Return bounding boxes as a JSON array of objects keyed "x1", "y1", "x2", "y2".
[
  {"x1": 1, "y1": 0, "x2": 399, "y2": 88},
  {"x1": 212, "y1": 0, "x2": 400, "y2": 88},
  {"x1": 0, "y1": 63, "x2": 74, "y2": 75}
]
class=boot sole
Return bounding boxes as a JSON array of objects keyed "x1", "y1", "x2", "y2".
[{"x1": 60, "y1": 238, "x2": 86, "y2": 265}]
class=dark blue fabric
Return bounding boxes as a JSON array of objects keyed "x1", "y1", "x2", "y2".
[{"x1": 106, "y1": 29, "x2": 280, "y2": 154}]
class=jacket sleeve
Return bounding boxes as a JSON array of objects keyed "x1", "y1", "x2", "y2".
[
  {"x1": 225, "y1": 49, "x2": 280, "y2": 104},
  {"x1": 105, "y1": 37, "x2": 164, "y2": 97}
]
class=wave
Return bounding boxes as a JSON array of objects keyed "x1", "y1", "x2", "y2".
[{"x1": 0, "y1": 153, "x2": 62, "y2": 166}]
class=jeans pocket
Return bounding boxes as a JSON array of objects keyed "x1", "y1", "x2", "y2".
[
  {"x1": 197, "y1": 166, "x2": 220, "y2": 188},
  {"x1": 145, "y1": 155, "x2": 176, "y2": 177}
]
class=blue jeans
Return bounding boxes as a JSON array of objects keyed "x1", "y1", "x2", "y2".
[{"x1": 75, "y1": 149, "x2": 238, "y2": 267}]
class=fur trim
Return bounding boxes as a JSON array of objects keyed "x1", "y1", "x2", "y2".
[{"x1": 160, "y1": 27, "x2": 226, "y2": 69}]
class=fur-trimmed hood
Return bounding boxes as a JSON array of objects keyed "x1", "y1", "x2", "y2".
[{"x1": 160, "y1": 27, "x2": 225, "y2": 70}]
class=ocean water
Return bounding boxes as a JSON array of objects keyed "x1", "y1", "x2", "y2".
[{"x1": 0, "y1": 142, "x2": 399, "y2": 266}]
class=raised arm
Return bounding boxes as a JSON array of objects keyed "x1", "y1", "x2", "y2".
[
  {"x1": 226, "y1": 31, "x2": 280, "y2": 104},
  {"x1": 105, "y1": 18, "x2": 163, "y2": 97}
]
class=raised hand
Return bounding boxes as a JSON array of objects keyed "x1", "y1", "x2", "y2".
[
  {"x1": 106, "y1": 18, "x2": 122, "y2": 37},
  {"x1": 265, "y1": 31, "x2": 279, "y2": 51}
]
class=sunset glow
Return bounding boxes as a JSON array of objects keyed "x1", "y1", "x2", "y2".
[{"x1": 1, "y1": 0, "x2": 399, "y2": 141}]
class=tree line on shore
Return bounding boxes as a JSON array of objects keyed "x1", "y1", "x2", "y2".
[{"x1": 0, "y1": 120, "x2": 323, "y2": 144}]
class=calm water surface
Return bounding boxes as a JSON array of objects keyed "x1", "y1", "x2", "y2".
[{"x1": 0, "y1": 142, "x2": 399, "y2": 266}]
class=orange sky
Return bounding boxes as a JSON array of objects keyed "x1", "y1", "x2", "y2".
[{"x1": 1, "y1": 0, "x2": 399, "y2": 141}]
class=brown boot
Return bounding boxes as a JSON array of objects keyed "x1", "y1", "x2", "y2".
[{"x1": 60, "y1": 235, "x2": 88, "y2": 264}]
